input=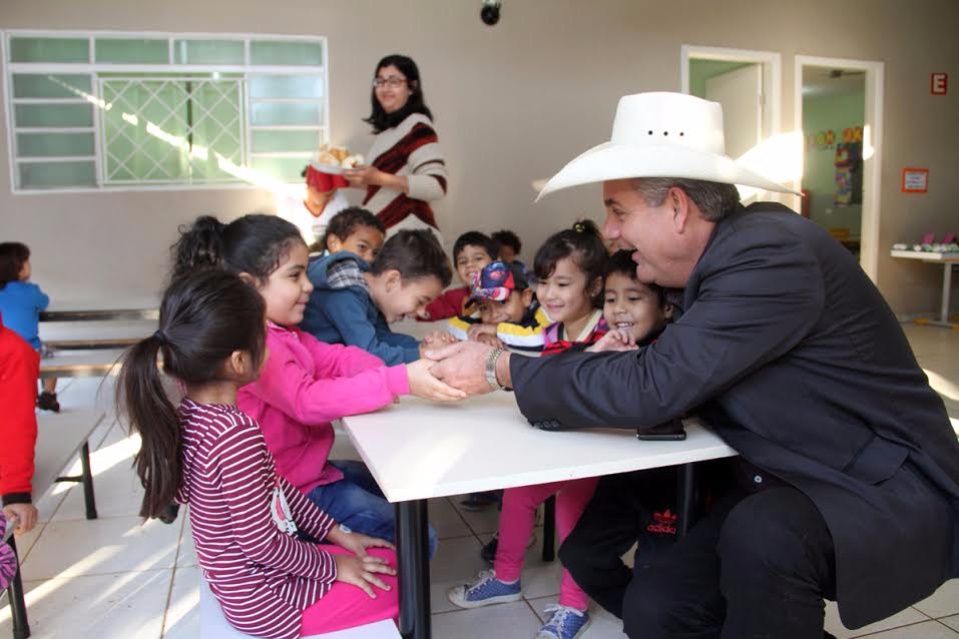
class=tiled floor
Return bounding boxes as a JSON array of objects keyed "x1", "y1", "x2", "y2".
[{"x1": 2, "y1": 324, "x2": 959, "y2": 638}]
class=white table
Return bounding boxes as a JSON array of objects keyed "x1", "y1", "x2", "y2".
[
  {"x1": 40, "y1": 319, "x2": 157, "y2": 349},
  {"x1": 891, "y1": 250, "x2": 959, "y2": 327},
  {"x1": 342, "y1": 393, "x2": 737, "y2": 639},
  {"x1": 39, "y1": 347, "x2": 127, "y2": 379}
]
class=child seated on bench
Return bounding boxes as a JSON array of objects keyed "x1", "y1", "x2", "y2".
[
  {"x1": 117, "y1": 271, "x2": 399, "y2": 638},
  {"x1": 0, "y1": 242, "x2": 59, "y2": 411}
]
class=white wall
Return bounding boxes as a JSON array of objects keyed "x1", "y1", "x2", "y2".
[{"x1": 1, "y1": 0, "x2": 957, "y2": 314}]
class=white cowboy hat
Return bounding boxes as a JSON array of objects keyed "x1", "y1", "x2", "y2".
[{"x1": 536, "y1": 92, "x2": 798, "y2": 200}]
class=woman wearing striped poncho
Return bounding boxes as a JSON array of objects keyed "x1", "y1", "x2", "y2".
[{"x1": 343, "y1": 55, "x2": 447, "y2": 240}]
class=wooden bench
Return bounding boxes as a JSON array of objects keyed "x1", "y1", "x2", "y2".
[
  {"x1": 4, "y1": 409, "x2": 104, "y2": 639},
  {"x1": 199, "y1": 579, "x2": 401, "y2": 638}
]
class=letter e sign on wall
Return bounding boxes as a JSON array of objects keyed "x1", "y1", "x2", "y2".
[{"x1": 931, "y1": 73, "x2": 948, "y2": 95}]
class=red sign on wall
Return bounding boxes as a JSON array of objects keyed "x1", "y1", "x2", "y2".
[{"x1": 931, "y1": 73, "x2": 948, "y2": 95}]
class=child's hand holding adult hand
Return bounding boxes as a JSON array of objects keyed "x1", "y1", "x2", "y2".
[
  {"x1": 588, "y1": 329, "x2": 639, "y2": 353},
  {"x1": 406, "y1": 359, "x2": 468, "y2": 402},
  {"x1": 466, "y1": 323, "x2": 497, "y2": 341},
  {"x1": 475, "y1": 333, "x2": 505, "y2": 349},
  {"x1": 333, "y1": 553, "x2": 395, "y2": 598},
  {"x1": 423, "y1": 331, "x2": 457, "y2": 347}
]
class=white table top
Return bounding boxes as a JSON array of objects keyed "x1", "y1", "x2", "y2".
[
  {"x1": 891, "y1": 250, "x2": 959, "y2": 263},
  {"x1": 341, "y1": 392, "x2": 738, "y2": 503}
]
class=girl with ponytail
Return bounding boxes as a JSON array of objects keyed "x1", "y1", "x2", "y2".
[{"x1": 117, "y1": 270, "x2": 399, "y2": 638}]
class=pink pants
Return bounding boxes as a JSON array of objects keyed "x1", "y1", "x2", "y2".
[
  {"x1": 299, "y1": 546, "x2": 400, "y2": 635},
  {"x1": 494, "y1": 478, "x2": 598, "y2": 611}
]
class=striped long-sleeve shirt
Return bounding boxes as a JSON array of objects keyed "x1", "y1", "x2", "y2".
[
  {"x1": 363, "y1": 113, "x2": 447, "y2": 230},
  {"x1": 176, "y1": 399, "x2": 337, "y2": 639}
]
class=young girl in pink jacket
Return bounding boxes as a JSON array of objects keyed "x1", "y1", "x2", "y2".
[{"x1": 172, "y1": 214, "x2": 464, "y2": 557}]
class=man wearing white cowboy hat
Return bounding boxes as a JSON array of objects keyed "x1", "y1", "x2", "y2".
[{"x1": 427, "y1": 92, "x2": 959, "y2": 638}]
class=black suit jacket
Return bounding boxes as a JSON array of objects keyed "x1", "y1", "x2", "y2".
[{"x1": 511, "y1": 204, "x2": 959, "y2": 628}]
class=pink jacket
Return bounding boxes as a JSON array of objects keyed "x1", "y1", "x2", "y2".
[{"x1": 237, "y1": 322, "x2": 409, "y2": 495}]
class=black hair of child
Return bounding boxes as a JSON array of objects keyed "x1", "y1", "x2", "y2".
[
  {"x1": 453, "y1": 231, "x2": 499, "y2": 262},
  {"x1": 322, "y1": 206, "x2": 386, "y2": 251},
  {"x1": 170, "y1": 214, "x2": 305, "y2": 284},
  {"x1": 0, "y1": 242, "x2": 30, "y2": 290},
  {"x1": 370, "y1": 229, "x2": 452, "y2": 288},
  {"x1": 491, "y1": 230, "x2": 522, "y2": 256},
  {"x1": 606, "y1": 249, "x2": 667, "y2": 308},
  {"x1": 117, "y1": 270, "x2": 266, "y2": 520},
  {"x1": 533, "y1": 219, "x2": 608, "y2": 308}
]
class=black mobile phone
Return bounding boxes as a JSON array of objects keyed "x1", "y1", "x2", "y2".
[
  {"x1": 636, "y1": 418, "x2": 687, "y2": 441},
  {"x1": 636, "y1": 430, "x2": 687, "y2": 441}
]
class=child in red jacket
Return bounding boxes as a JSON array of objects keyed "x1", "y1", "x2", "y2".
[{"x1": 0, "y1": 311, "x2": 40, "y2": 540}]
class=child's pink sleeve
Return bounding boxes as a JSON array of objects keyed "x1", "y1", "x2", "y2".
[
  {"x1": 248, "y1": 334, "x2": 410, "y2": 425},
  {"x1": 298, "y1": 330, "x2": 386, "y2": 378}
]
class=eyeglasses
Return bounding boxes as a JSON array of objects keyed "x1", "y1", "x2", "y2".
[{"x1": 373, "y1": 76, "x2": 407, "y2": 89}]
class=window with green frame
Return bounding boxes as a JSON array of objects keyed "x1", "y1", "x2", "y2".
[{"x1": 5, "y1": 32, "x2": 328, "y2": 191}]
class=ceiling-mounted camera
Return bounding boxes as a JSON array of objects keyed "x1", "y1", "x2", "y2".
[{"x1": 481, "y1": 0, "x2": 501, "y2": 26}]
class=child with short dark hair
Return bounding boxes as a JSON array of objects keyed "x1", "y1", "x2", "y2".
[
  {"x1": 0, "y1": 242, "x2": 58, "y2": 411},
  {"x1": 446, "y1": 261, "x2": 550, "y2": 354},
  {"x1": 301, "y1": 229, "x2": 453, "y2": 365},
  {"x1": 117, "y1": 270, "x2": 399, "y2": 637},
  {"x1": 317, "y1": 207, "x2": 386, "y2": 264},
  {"x1": 491, "y1": 229, "x2": 530, "y2": 281},
  {"x1": 419, "y1": 231, "x2": 498, "y2": 320},
  {"x1": 589, "y1": 249, "x2": 674, "y2": 352}
]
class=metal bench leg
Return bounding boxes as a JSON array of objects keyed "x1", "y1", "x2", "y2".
[
  {"x1": 6, "y1": 534, "x2": 31, "y2": 639},
  {"x1": 541, "y1": 495, "x2": 556, "y2": 562},
  {"x1": 79, "y1": 441, "x2": 98, "y2": 520}
]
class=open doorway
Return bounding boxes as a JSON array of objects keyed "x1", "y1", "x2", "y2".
[
  {"x1": 682, "y1": 45, "x2": 783, "y2": 204},
  {"x1": 796, "y1": 56, "x2": 884, "y2": 281}
]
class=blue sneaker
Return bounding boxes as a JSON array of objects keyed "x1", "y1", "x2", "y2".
[
  {"x1": 536, "y1": 604, "x2": 590, "y2": 639},
  {"x1": 447, "y1": 569, "x2": 522, "y2": 609}
]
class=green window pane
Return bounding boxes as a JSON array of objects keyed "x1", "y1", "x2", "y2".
[
  {"x1": 250, "y1": 41, "x2": 322, "y2": 66},
  {"x1": 13, "y1": 74, "x2": 93, "y2": 99},
  {"x1": 251, "y1": 156, "x2": 311, "y2": 182},
  {"x1": 249, "y1": 75, "x2": 323, "y2": 99},
  {"x1": 15, "y1": 103, "x2": 93, "y2": 127},
  {"x1": 9, "y1": 37, "x2": 89, "y2": 63},
  {"x1": 251, "y1": 129, "x2": 320, "y2": 153},
  {"x1": 173, "y1": 40, "x2": 245, "y2": 65},
  {"x1": 251, "y1": 102, "x2": 322, "y2": 126},
  {"x1": 95, "y1": 38, "x2": 169, "y2": 64},
  {"x1": 17, "y1": 132, "x2": 95, "y2": 158},
  {"x1": 18, "y1": 161, "x2": 96, "y2": 189}
]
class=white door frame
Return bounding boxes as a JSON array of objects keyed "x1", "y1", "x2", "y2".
[
  {"x1": 795, "y1": 55, "x2": 884, "y2": 282},
  {"x1": 681, "y1": 45, "x2": 782, "y2": 144}
]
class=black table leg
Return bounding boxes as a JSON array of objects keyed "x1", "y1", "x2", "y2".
[
  {"x1": 677, "y1": 462, "x2": 696, "y2": 538},
  {"x1": 541, "y1": 495, "x2": 556, "y2": 562},
  {"x1": 396, "y1": 499, "x2": 431, "y2": 639}
]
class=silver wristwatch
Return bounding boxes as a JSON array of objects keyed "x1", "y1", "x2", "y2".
[{"x1": 485, "y1": 347, "x2": 506, "y2": 391}]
